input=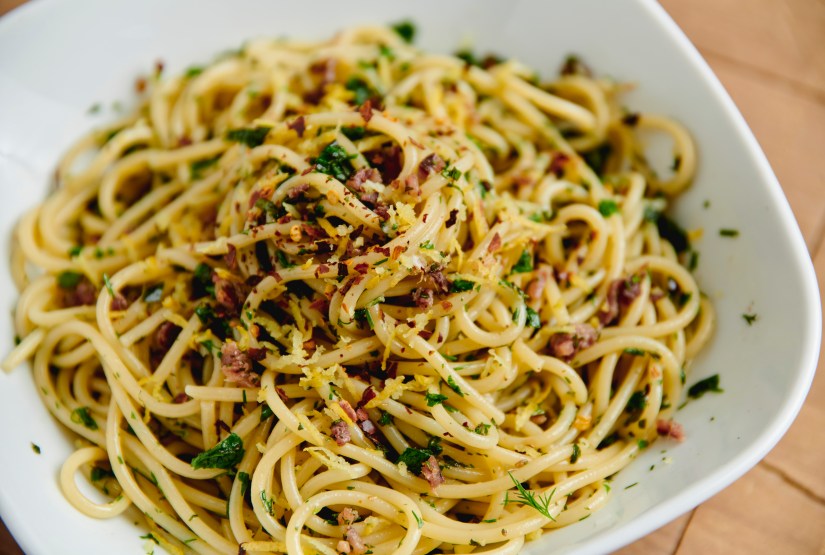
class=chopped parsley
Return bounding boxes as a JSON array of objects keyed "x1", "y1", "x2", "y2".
[
  {"x1": 345, "y1": 77, "x2": 377, "y2": 106},
  {"x1": 441, "y1": 166, "x2": 462, "y2": 181},
  {"x1": 342, "y1": 126, "x2": 366, "y2": 141},
  {"x1": 31, "y1": 443, "x2": 41, "y2": 455},
  {"x1": 192, "y1": 263, "x2": 215, "y2": 298},
  {"x1": 719, "y1": 228, "x2": 739, "y2": 238},
  {"x1": 190, "y1": 156, "x2": 220, "y2": 179},
  {"x1": 378, "y1": 411, "x2": 393, "y2": 426},
  {"x1": 449, "y1": 278, "x2": 475, "y2": 293},
  {"x1": 354, "y1": 308, "x2": 374, "y2": 330},
  {"x1": 67, "y1": 245, "x2": 83, "y2": 258},
  {"x1": 474, "y1": 422, "x2": 491, "y2": 436},
  {"x1": 511, "y1": 250, "x2": 533, "y2": 274},
  {"x1": 419, "y1": 240, "x2": 435, "y2": 250},
  {"x1": 57, "y1": 271, "x2": 83, "y2": 289},
  {"x1": 71, "y1": 407, "x2": 98, "y2": 430},
  {"x1": 184, "y1": 66, "x2": 204, "y2": 78},
  {"x1": 425, "y1": 392, "x2": 449, "y2": 407},
  {"x1": 598, "y1": 199, "x2": 619, "y2": 217},
  {"x1": 190, "y1": 433, "x2": 245, "y2": 470},
  {"x1": 625, "y1": 391, "x2": 647, "y2": 412},
  {"x1": 313, "y1": 141, "x2": 356, "y2": 182},
  {"x1": 687, "y1": 374, "x2": 723, "y2": 400},
  {"x1": 90, "y1": 466, "x2": 115, "y2": 482},
  {"x1": 391, "y1": 21, "x2": 416, "y2": 43},
  {"x1": 570, "y1": 443, "x2": 581, "y2": 464},
  {"x1": 225, "y1": 126, "x2": 271, "y2": 148},
  {"x1": 397, "y1": 447, "x2": 434, "y2": 474},
  {"x1": 742, "y1": 313, "x2": 758, "y2": 326},
  {"x1": 525, "y1": 307, "x2": 541, "y2": 329},
  {"x1": 446, "y1": 376, "x2": 464, "y2": 396}
]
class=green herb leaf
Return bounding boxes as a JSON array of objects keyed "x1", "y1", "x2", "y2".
[
  {"x1": 90, "y1": 466, "x2": 115, "y2": 482},
  {"x1": 441, "y1": 166, "x2": 461, "y2": 181},
  {"x1": 512, "y1": 250, "x2": 533, "y2": 274},
  {"x1": 525, "y1": 307, "x2": 541, "y2": 329},
  {"x1": 185, "y1": 66, "x2": 204, "y2": 78},
  {"x1": 342, "y1": 126, "x2": 366, "y2": 141},
  {"x1": 226, "y1": 126, "x2": 271, "y2": 148},
  {"x1": 378, "y1": 411, "x2": 393, "y2": 426},
  {"x1": 425, "y1": 392, "x2": 449, "y2": 407},
  {"x1": 412, "y1": 511, "x2": 423, "y2": 528},
  {"x1": 719, "y1": 228, "x2": 739, "y2": 238},
  {"x1": 102, "y1": 273, "x2": 115, "y2": 297},
  {"x1": 446, "y1": 376, "x2": 464, "y2": 396},
  {"x1": 68, "y1": 245, "x2": 83, "y2": 258},
  {"x1": 191, "y1": 433, "x2": 245, "y2": 469},
  {"x1": 313, "y1": 141, "x2": 356, "y2": 182},
  {"x1": 687, "y1": 374, "x2": 723, "y2": 399},
  {"x1": 625, "y1": 391, "x2": 647, "y2": 412},
  {"x1": 570, "y1": 443, "x2": 581, "y2": 464},
  {"x1": 260, "y1": 402, "x2": 274, "y2": 422},
  {"x1": 397, "y1": 447, "x2": 433, "y2": 474},
  {"x1": 190, "y1": 156, "x2": 220, "y2": 179},
  {"x1": 345, "y1": 77, "x2": 377, "y2": 106},
  {"x1": 427, "y1": 436, "x2": 443, "y2": 456},
  {"x1": 71, "y1": 407, "x2": 98, "y2": 430},
  {"x1": 505, "y1": 472, "x2": 556, "y2": 521},
  {"x1": 57, "y1": 271, "x2": 83, "y2": 289},
  {"x1": 742, "y1": 313, "x2": 757, "y2": 326},
  {"x1": 474, "y1": 422, "x2": 491, "y2": 436},
  {"x1": 598, "y1": 199, "x2": 619, "y2": 217},
  {"x1": 391, "y1": 21, "x2": 416, "y2": 43},
  {"x1": 237, "y1": 471, "x2": 251, "y2": 496},
  {"x1": 449, "y1": 278, "x2": 475, "y2": 293}
]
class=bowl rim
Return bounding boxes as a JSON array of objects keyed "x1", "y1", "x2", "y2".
[{"x1": 0, "y1": 0, "x2": 820, "y2": 554}]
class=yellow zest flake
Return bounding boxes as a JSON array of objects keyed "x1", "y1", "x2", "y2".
[
  {"x1": 396, "y1": 202, "x2": 417, "y2": 227},
  {"x1": 298, "y1": 364, "x2": 341, "y2": 392},
  {"x1": 301, "y1": 257, "x2": 314, "y2": 270},
  {"x1": 317, "y1": 217, "x2": 338, "y2": 238},
  {"x1": 330, "y1": 402, "x2": 355, "y2": 425},
  {"x1": 296, "y1": 413, "x2": 324, "y2": 445},
  {"x1": 241, "y1": 542, "x2": 288, "y2": 553},
  {"x1": 326, "y1": 189, "x2": 340, "y2": 205},
  {"x1": 451, "y1": 237, "x2": 464, "y2": 271},
  {"x1": 688, "y1": 228, "x2": 704, "y2": 242},
  {"x1": 365, "y1": 375, "x2": 433, "y2": 409},
  {"x1": 573, "y1": 413, "x2": 592, "y2": 431},
  {"x1": 304, "y1": 446, "x2": 352, "y2": 471}
]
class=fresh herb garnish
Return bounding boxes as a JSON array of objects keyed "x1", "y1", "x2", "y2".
[
  {"x1": 474, "y1": 422, "x2": 491, "y2": 436},
  {"x1": 391, "y1": 21, "x2": 416, "y2": 43},
  {"x1": 719, "y1": 228, "x2": 739, "y2": 238},
  {"x1": 525, "y1": 307, "x2": 541, "y2": 329},
  {"x1": 598, "y1": 199, "x2": 619, "y2": 217},
  {"x1": 449, "y1": 278, "x2": 475, "y2": 293},
  {"x1": 378, "y1": 411, "x2": 393, "y2": 425},
  {"x1": 192, "y1": 263, "x2": 215, "y2": 298},
  {"x1": 446, "y1": 376, "x2": 464, "y2": 396},
  {"x1": 191, "y1": 433, "x2": 245, "y2": 470},
  {"x1": 441, "y1": 166, "x2": 462, "y2": 181},
  {"x1": 313, "y1": 141, "x2": 356, "y2": 182},
  {"x1": 570, "y1": 443, "x2": 581, "y2": 464},
  {"x1": 742, "y1": 313, "x2": 757, "y2": 326},
  {"x1": 425, "y1": 392, "x2": 449, "y2": 407},
  {"x1": 512, "y1": 250, "x2": 533, "y2": 274},
  {"x1": 260, "y1": 402, "x2": 274, "y2": 422},
  {"x1": 225, "y1": 126, "x2": 271, "y2": 148},
  {"x1": 57, "y1": 271, "x2": 83, "y2": 289},
  {"x1": 687, "y1": 374, "x2": 723, "y2": 399},
  {"x1": 625, "y1": 391, "x2": 647, "y2": 412},
  {"x1": 102, "y1": 273, "x2": 115, "y2": 297},
  {"x1": 342, "y1": 126, "x2": 366, "y2": 141},
  {"x1": 71, "y1": 407, "x2": 98, "y2": 430},
  {"x1": 190, "y1": 156, "x2": 219, "y2": 179},
  {"x1": 397, "y1": 447, "x2": 434, "y2": 474},
  {"x1": 68, "y1": 245, "x2": 83, "y2": 258},
  {"x1": 237, "y1": 471, "x2": 251, "y2": 496},
  {"x1": 505, "y1": 472, "x2": 556, "y2": 521}
]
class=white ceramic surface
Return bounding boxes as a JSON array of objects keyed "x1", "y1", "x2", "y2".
[{"x1": 0, "y1": 0, "x2": 819, "y2": 553}]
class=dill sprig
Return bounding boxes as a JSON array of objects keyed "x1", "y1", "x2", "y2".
[{"x1": 505, "y1": 472, "x2": 556, "y2": 521}]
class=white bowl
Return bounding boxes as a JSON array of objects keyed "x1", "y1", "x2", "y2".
[{"x1": 0, "y1": 0, "x2": 819, "y2": 553}]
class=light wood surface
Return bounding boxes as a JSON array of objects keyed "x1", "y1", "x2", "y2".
[{"x1": 1, "y1": 0, "x2": 823, "y2": 553}]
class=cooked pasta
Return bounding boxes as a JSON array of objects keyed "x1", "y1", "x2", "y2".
[{"x1": 3, "y1": 22, "x2": 714, "y2": 555}]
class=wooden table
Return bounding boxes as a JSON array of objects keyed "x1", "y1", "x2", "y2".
[{"x1": 1, "y1": 0, "x2": 823, "y2": 553}]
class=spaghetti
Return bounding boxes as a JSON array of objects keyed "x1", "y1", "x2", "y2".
[{"x1": 4, "y1": 23, "x2": 714, "y2": 555}]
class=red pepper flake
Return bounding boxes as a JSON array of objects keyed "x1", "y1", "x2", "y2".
[
  {"x1": 391, "y1": 246, "x2": 404, "y2": 260},
  {"x1": 287, "y1": 116, "x2": 306, "y2": 137},
  {"x1": 359, "y1": 99, "x2": 374, "y2": 123},
  {"x1": 488, "y1": 232, "x2": 502, "y2": 253}
]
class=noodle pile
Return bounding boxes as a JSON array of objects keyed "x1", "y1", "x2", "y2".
[{"x1": 4, "y1": 23, "x2": 714, "y2": 555}]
